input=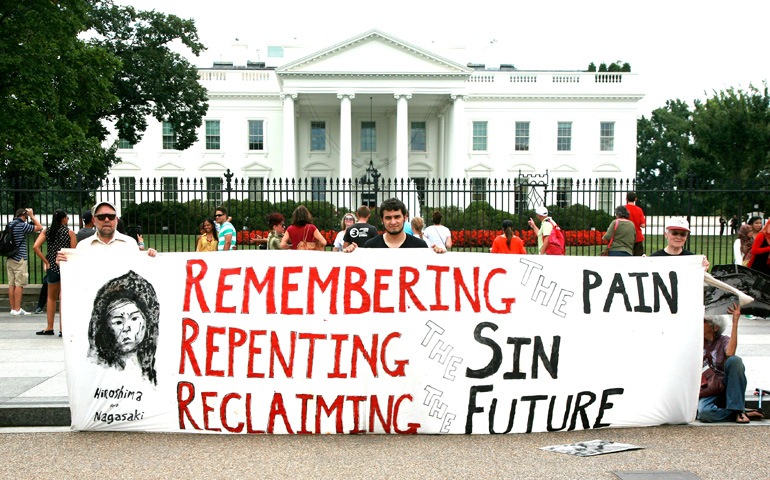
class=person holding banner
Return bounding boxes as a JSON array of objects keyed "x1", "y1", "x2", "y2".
[
  {"x1": 649, "y1": 217, "x2": 709, "y2": 269},
  {"x1": 60, "y1": 201, "x2": 157, "y2": 258},
  {"x1": 88, "y1": 270, "x2": 159, "y2": 386},
  {"x1": 343, "y1": 198, "x2": 445, "y2": 252},
  {"x1": 699, "y1": 303, "x2": 762, "y2": 423}
]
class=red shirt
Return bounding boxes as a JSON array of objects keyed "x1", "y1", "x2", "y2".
[
  {"x1": 491, "y1": 234, "x2": 526, "y2": 254},
  {"x1": 286, "y1": 224, "x2": 318, "y2": 250},
  {"x1": 625, "y1": 203, "x2": 646, "y2": 242}
]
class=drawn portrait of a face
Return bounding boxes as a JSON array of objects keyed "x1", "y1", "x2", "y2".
[{"x1": 88, "y1": 270, "x2": 160, "y2": 386}]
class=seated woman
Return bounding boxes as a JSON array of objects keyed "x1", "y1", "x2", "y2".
[{"x1": 699, "y1": 302, "x2": 762, "y2": 423}]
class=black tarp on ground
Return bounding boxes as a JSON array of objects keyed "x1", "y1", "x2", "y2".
[{"x1": 705, "y1": 264, "x2": 770, "y2": 318}]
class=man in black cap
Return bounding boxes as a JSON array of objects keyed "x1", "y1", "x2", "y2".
[{"x1": 76, "y1": 210, "x2": 96, "y2": 243}]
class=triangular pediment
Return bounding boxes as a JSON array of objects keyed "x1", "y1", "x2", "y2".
[
  {"x1": 278, "y1": 30, "x2": 470, "y2": 76},
  {"x1": 552, "y1": 164, "x2": 579, "y2": 173},
  {"x1": 156, "y1": 162, "x2": 184, "y2": 172},
  {"x1": 593, "y1": 163, "x2": 622, "y2": 173},
  {"x1": 465, "y1": 162, "x2": 494, "y2": 174},
  {"x1": 243, "y1": 161, "x2": 272, "y2": 175}
]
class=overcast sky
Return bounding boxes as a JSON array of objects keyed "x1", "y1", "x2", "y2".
[{"x1": 118, "y1": 0, "x2": 770, "y2": 117}]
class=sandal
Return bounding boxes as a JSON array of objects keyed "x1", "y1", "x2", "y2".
[
  {"x1": 36, "y1": 329, "x2": 54, "y2": 336},
  {"x1": 736, "y1": 412, "x2": 750, "y2": 423},
  {"x1": 745, "y1": 410, "x2": 764, "y2": 420}
]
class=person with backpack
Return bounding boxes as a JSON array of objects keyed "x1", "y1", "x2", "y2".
[
  {"x1": 527, "y1": 206, "x2": 565, "y2": 255},
  {"x1": 4, "y1": 208, "x2": 43, "y2": 315}
]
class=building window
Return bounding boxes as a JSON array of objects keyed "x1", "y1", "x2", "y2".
[
  {"x1": 472, "y1": 121, "x2": 488, "y2": 151},
  {"x1": 248, "y1": 120, "x2": 264, "y2": 150},
  {"x1": 471, "y1": 177, "x2": 488, "y2": 201},
  {"x1": 206, "y1": 120, "x2": 220, "y2": 150},
  {"x1": 162, "y1": 177, "x2": 177, "y2": 201},
  {"x1": 206, "y1": 177, "x2": 222, "y2": 204},
  {"x1": 515, "y1": 122, "x2": 530, "y2": 151},
  {"x1": 557, "y1": 122, "x2": 572, "y2": 151},
  {"x1": 600, "y1": 122, "x2": 615, "y2": 151},
  {"x1": 119, "y1": 177, "x2": 136, "y2": 210},
  {"x1": 248, "y1": 177, "x2": 264, "y2": 202},
  {"x1": 597, "y1": 177, "x2": 615, "y2": 214},
  {"x1": 556, "y1": 178, "x2": 573, "y2": 208},
  {"x1": 361, "y1": 121, "x2": 376, "y2": 152},
  {"x1": 410, "y1": 122, "x2": 426, "y2": 152},
  {"x1": 311, "y1": 121, "x2": 326, "y2": 151},
  {"x1": 162, "y1": 122, "x2": 177, "y2": 150},
  {"x1": 118, "y1": 138, "x2": 134, "y2": 150},
  {"x1": 311, "y1": 177, "x2": 326, "y2": 201}
]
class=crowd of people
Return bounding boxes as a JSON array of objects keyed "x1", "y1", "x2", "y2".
[{"x1": 4, "y1": 195, "x2": 767, "y2": 424}]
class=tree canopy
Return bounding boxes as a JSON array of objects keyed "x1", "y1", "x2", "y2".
[
  {"x1": 637, "y1": 85, "x2": 770, "y2": 186},
  {"x1": 0, "y1": 0, "x2": 208, "y2": 183}
]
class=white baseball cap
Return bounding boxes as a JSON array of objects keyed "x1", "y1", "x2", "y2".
[
  {"x1": 665, "y1": 216, "x2": 690, "y2": 232},
  {"x1": 534, "y1": 206, "x2": 548, "y2": 216},
  {"x1": 92, "y1": 200, "x2": 118, "y2": 215}
]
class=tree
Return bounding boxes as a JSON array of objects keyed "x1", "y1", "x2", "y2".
[
  {"x1": 636, "y1": 99, "x2": 693, "y2": 188},
  {"x1": 0, "y1": 0, "x2": 207, "y2": 183},
  {"x1": 689, "y1": 84, "x2": 770, "y2": 184},
  {"x1": 587, "y1": 62, "x2": 597, "y2": 72}
]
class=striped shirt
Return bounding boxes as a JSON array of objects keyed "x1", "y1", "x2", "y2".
[
  {"x1": 217, "y1": 222, "x2": 236, "y2": 251},
  {"x1": 10, "y1": 218, "x2": 35, "y2": 261}
]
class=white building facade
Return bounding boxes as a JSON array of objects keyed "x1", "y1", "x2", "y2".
[{"x1": 109, "y1": 30, "x2": 643, "y2": 207}]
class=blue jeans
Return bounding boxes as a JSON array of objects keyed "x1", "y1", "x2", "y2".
[
  {"x1": 608, "y1": 251, "x2": 631, "y2": 256},
  {"x1": 697, "y1": 356, "x2": 747, "y2": 422}
]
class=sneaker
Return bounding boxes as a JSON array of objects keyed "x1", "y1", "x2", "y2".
[
  {"x1": 34, "y1": 307, "x2": 45, "y2": 314},
  {"x1": 10, "y1": 310, "x2": 19, "y2": 315},
  {"x1": 17, "y1": 309, "x2": 31, "y2": 315}
]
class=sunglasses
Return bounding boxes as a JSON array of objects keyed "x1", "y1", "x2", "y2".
[
  {"x1": 215, "y1": 213, "x2": 224, "y2": 217},
  {"x1": 668, "y1": 230, "x2": 688, "y2": 237},
  {"x1": 345, "y1": 217, "x2": 355, "y2": 221},
  {"x1": 95, "y1": 214, "x2": 117, "y2": 221}
]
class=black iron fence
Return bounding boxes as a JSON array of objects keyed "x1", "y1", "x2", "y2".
[{"x1": 2, "y1": 173, "x2": 767, "y2": 283}]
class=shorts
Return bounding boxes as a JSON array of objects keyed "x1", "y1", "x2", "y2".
[
  {"x1": 47, "y1": 269, "x2": 61, "y2": 284},
  {"x1": 7, "y1": 258, "x2": 29, "y2": 287}
]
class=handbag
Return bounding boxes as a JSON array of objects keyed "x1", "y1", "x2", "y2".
[
  {"x1": 600, "y1": 220, "x2": 619, "y2": 256},
  {"x1": 296, "y1": 226, "x2": 320, "y2": 251},
  {"x1": 699, "y1": 356, "x2": 725, "y2": 399}
]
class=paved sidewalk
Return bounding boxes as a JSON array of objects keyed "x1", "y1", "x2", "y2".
[{"x1": 0, "y1": 310, "x2": 768, "y2": 427}]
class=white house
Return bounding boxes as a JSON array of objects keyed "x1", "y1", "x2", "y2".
[{"x1": 108, "y1": 29, "x2": 643, "y2": 211}]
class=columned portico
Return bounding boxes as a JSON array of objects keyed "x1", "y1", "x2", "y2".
[
  {"x1": 281, "y1": 93, "x2": 297, "y2": 179},
  {"x1": 338, "y1": 93, "x2": 354, "y2": 180},
  {"x1": 450, "y1": 94, "x2": 467, "y2": 180},
  {"x1": 395, "y1": 93, "x2": 411, "y2": 181}
]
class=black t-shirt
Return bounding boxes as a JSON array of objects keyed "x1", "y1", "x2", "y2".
[
  {"x1": 650, "y1": 249, "x2": 694, "y2": 256},
  {"x1": 364, "y1": 233, "x2": 429, "y2": 248},
  {"x1": 343, "y1": 222, "x2": 379, "y2": 248}
]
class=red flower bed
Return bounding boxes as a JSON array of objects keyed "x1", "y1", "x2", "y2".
[
  {"x1": 450, "y1": 230, "x2": 606, "y2": 248},
  {"x1": 237, "y1": 229, "x2": 607, "y2": 249}
]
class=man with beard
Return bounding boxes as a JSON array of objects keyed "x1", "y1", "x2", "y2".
[{"x1": 343, "y1": 198, "x2": 446, "y2": 252}]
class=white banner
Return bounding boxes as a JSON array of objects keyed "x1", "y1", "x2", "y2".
[{"x1": 60, "y1": 251, "x2": 704, "y2": 434}]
